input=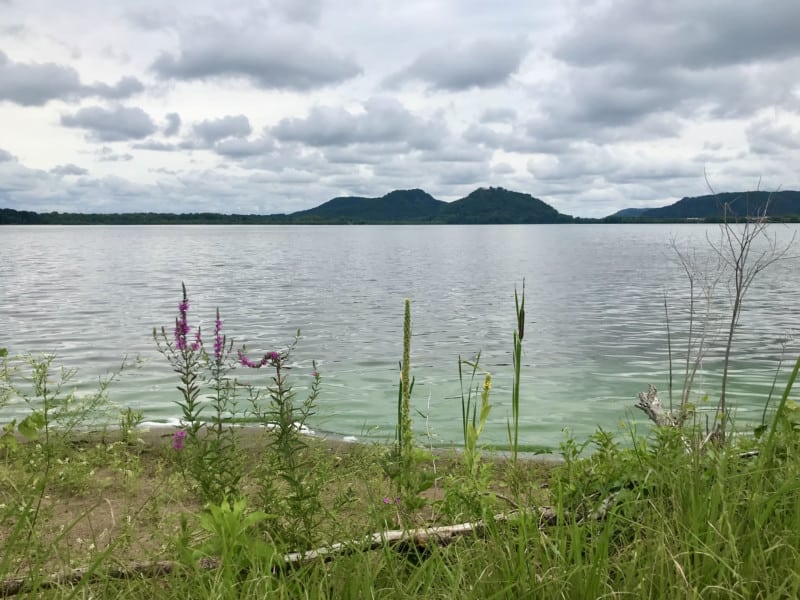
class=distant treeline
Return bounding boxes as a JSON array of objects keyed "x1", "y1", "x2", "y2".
[
  {"x1": 3, "y1": 188, "x2": 800, "y2": 225},
  {"x1": 0, "y1": 208, "x2": 292, "y2": 225}
]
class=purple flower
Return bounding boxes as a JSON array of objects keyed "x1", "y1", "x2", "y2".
[
  {"x1": 238, "y1": 350, "x2": 255, "y2": 368},
  {"x1": 191, "y1": 326, "x2": 202, "y2": 352},
  {"x1": 311, "y1": 371, "x2": 319, "y2": 378},
  {"x1": 213, "y1": 309, "x2": 224, "y2": 361},
  {"x1": 382, "y1": 497, "x2": 400, "y2": 505},
  {"x1": 173, "y1": 285, "x2": 200, "y2": 353},
  {"x1": 173, "y1": 429, "x2": 186, "y2": 450},
  {"x1": 238, "y1": 349, "x2": 279, "y2": 368}
]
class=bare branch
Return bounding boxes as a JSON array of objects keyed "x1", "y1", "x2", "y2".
[{"x1": 636, "y1": 385, "x2": 675, "y2": 427}]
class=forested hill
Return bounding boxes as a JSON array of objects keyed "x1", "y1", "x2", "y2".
[
  {"x1": 290, "y1": 189, "x2": 447, "y2": 222},
  {"x1": 608, "y1": 191, "x2": 800, "y2": 220},
  {"x1": 439, "y1": 187, "x2": 570, "y2": 223},
  {"x1": 0, "y1": 187, "x2": 574, "y2": 224}
]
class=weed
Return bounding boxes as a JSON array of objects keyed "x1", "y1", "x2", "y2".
[
  {"x1": 241, "y1": 333, "x2": 324, "y2": 549},
  {"x1": 154, "y1": 285, "x2": 243, "y2": 505}
]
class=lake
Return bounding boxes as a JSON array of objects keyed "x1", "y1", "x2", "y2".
[{"x1": 1, "y1": 224, "x2": 798, "y2": 449}]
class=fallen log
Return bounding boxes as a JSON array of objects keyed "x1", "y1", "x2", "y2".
[{"x1": 0, "y1": 506, "x2": 559, "y2": 596}]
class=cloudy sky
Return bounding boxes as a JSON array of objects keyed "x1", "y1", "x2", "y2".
[{"x1": 1, "y1": 0, "x2": 799, "y2": 218}]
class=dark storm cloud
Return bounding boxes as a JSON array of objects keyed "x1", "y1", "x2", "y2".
[
  {"x1": 151, "y1": 20, "x2": 361, "y2": 91},
  {"x1": 60, "y1": 105, "x2": 157, "y2": 141},
  {"x1": 163, "y1": 112, "x2": 181, "y2": 136},
  {"x1": 385, "y1": 36, "x2": 529, "y2": 90},
  {"x1": 0, "y1": 51, "x2": 144, "y2": 106},
  {"x1": 50, "y1": 163, "x2": 88, "y2": 176},
  {"x1": 193, "y1": 114, "x2": 252, "y2": 144},
  {"x1": 271, "y1": 97, "x2": 444, "y2": 149}
]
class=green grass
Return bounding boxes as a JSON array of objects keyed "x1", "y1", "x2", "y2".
[{"x1": 2, "y1": 408, "x2": 800, "y2": 598}]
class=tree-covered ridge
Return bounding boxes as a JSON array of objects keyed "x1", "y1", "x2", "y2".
[
  {"x1": 439, "y1": 187, "x2": 571, "y2": 223},
  {"x1": 637, "y1": 190, "x2": 800, "y2": 219},
  {"x1": 0, "y1": 187, "x2": 574, "y2": 224},
  {"x1": 0, "y1": 208, "x2": 292, "y2": 225},
  {"x1": 5, "y1": 188, "x2": 800, "y2": 225},
  {"x1": 291, "y1": 189, "x2": 447, "y2": 222}
]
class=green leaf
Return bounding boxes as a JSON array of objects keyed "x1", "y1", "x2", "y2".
[
  {"x1": 0, "y1": 421, "x2": 18, "y2": 450},
  {"x1": 0, "y1": 348, "x2": 7, "y2": 358},
  {"x1": 18, "y1": 411, "x2": 46, "y2": 439}
]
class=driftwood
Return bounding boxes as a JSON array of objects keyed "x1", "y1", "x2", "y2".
[
  {"x1": 0, "y1": 561, "x2": 177, "y2": 597},
  {"x1": 635, "y1": 384, "x2": 760, "y2": 458},
  {"x1": 285, "y1": 505, "x2": 558, "y2": 566},
  {"x1": 0, "y1": 507, "x2": 560, "y2": 596},
  {"x1": 635, "y1": 385, "x2": 676, "y2": 427}
]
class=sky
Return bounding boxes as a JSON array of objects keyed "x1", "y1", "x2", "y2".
[{"x1": 1, "y1": 0, "x2": 799, "y2": 218}]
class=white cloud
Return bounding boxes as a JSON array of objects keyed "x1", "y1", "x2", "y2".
[
  {"x1": 385, "y1": 36, "x2": 529, "y2": 90},
  {"x1": 193, "y1": 114, "x2": 252, "y2": 144},
  {"x1": 151, "y1": 18, "x2": 361, "y2": 91},
  {"x1": 60, "y1": 105, "x2": 157, "y2": 141},
  {"x1": 0, "y1": 51, "x2": 143, "y2": 106},
  {"x1": 0, "y1": 0, "x2": 798, "y2": 217},
  {"x1": 50, "y1": 163, "x2": 88, "y2": 176}
]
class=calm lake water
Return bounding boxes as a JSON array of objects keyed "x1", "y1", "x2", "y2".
[{"x1": 2, "y1": 224, "x2": 798, "y2": 449}]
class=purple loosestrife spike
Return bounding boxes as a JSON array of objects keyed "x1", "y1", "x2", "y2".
[
  {"x1": 173, "y1": 430, "x2": 186, "y2": 450},
  {"x1": 213, "y1": 309, "x2": 223, "y2": 361},
  {"x1": 174, "y1": 287, "x2": 194, "y2": 351},
  {"x1": 238, "y1": 350, "x2": 281, "y2": 368},
  {"x1": 191, "y1": 326, "x2": 202, "y2": 352},
  {"x1": 174, "y1": 317, "x2": 186, "y2": 350},
  {"x1": 238, "y1": 350, "x2": 261, "y2": 368}
]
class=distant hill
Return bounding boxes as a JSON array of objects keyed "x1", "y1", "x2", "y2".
[
  {"x1": 607, "y1": 207, "x2": 649, "y2": 218},
  {"x1": 1, "y1": 186, "x2": 574, "y2": 225},
  {"x1": 290, "y1": 189, "x2": 446, "y2": 222},
  {"x1": 290, "y1": 187, "x2": 571, "y2": 224},
  {"x1": 11, "y1": 187, "x2": 799, "y2": 225},
  {"x1": 438, "y1": 187, "x2": 571, "y2": 224},
  {"x1": 609, "y1": 191, "x2": 800, "y2": 220}
]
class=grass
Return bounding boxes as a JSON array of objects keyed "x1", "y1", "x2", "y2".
[{"x1": 2, "y1": 408, "x2": 800, "y2": 598}]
